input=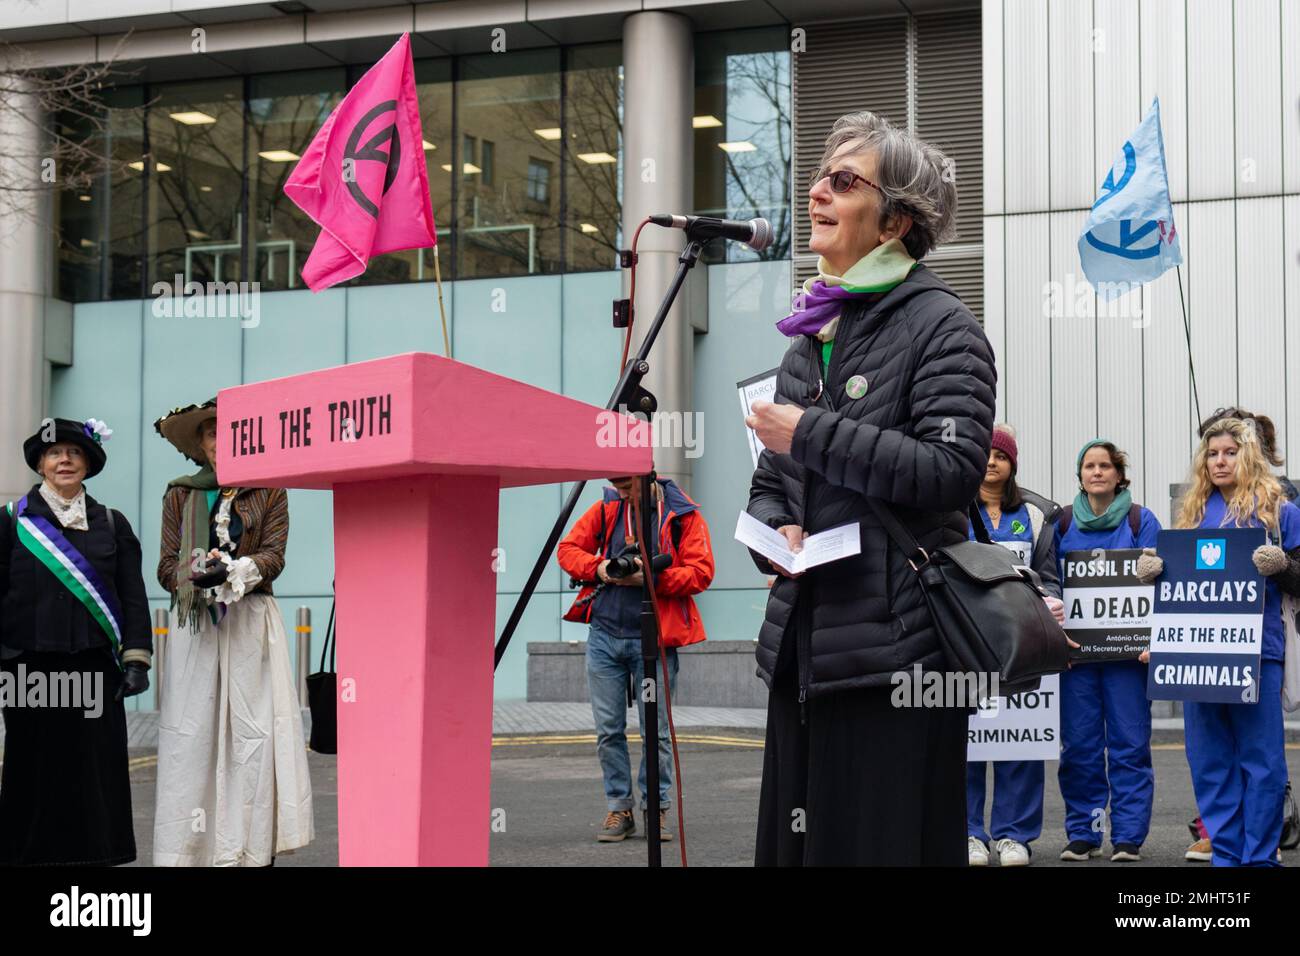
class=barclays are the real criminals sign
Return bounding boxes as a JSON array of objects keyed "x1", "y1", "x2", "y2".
[{"x1": 1146, "y1": 528, "x2": 1265, "y2": 704}]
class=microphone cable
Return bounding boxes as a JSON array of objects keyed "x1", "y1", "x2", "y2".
[{"x1": 619, "y1": 217, "x2": 652, "y2": 375}]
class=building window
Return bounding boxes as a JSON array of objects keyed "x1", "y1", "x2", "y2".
[
  {"x1": 54, "y1": 85, "x2": 146, "y2": 302},
  {"x1": 52, "y1": 42, "x2": 635, "y2": 298},
  {"x1": 248, "y1": 68, "x2": 347, "y2": 291},
  {"x1": 694, "y1": 28, "x2": 792, "y2": 264},
  {"x1": 527, "y1": 158, "x2": 551, "y2": 203},
  {"x1": 456, "y1": 47, "x2": 561, "y2": 277},
  {"x1": 146, "y1": 77, "x2": 247, "y2": 290},
  {"x1": 564, "y1": 43, "x2": 621, "y2": 272}
]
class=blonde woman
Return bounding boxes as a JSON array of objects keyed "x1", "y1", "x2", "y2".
[{"x1": 1139, "y1": 417, "x2": 1300, "y2": 867}]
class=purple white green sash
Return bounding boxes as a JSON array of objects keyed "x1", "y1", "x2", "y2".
[{"x1": 7, "y1": 496, "x2": 124, "y2": 665}]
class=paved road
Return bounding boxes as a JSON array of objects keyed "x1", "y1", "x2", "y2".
[{"x1": 121, "y1": 731, "x2": 1300, "y2": 867}]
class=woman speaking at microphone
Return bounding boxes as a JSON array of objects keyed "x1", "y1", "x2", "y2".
[{"x1": 744, "y1": 110, "x2": 996, "y2": 866}]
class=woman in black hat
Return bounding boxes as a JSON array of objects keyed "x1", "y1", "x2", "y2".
[
  {"x1": 151, "y1": 399, "x2": 313, "y2": 867},
  {"x1": 0, "y1": 417, "x2": 152, "y2": 865}
]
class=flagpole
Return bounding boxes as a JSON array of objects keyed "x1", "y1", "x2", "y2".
[
  {"x1": 432, "y1": 245, "x2": 451, "y2": 358},
  {"x1": 1174, "y1": 265, "x2": 1202, "y2": 425}
]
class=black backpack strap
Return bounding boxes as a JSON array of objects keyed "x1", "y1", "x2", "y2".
[
  {"x1": 104, "y1": 504, "x2": 117, "y2": 536},
  {"x1": 1056, "y1": 505, "x2": 1073, "y2": 537},
  {"x1": 1128, "y1": 503, "x2": 1141, "y2": 540}
]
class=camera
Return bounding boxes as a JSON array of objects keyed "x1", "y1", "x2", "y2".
[{"x1": 604, "y1": 552, "x2": 642, "y2": 580}]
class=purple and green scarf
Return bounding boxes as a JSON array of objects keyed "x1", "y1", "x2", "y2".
[{"x1": 777, "y1": 239, "x2": 916, "y2": 338}]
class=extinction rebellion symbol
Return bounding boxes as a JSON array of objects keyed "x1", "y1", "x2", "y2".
[{"x1": 343, "y1": 99, "x2": 401, "y2": 219}]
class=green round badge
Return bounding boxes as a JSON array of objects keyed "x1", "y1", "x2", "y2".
[{"x1": 845, "y1": 375, "x2": 869, "y2": 399}]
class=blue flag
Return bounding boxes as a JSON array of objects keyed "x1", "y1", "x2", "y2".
[{"x1": 1078, "y1": 97, "x2": 1182, "y2": 301}]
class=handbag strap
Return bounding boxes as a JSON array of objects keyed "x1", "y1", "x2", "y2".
[
  {"x1": 865, "y1": 497, "x2": 989, "y2": 570},
  {"x1": 319, "y1": 581, "x2": 336, "y2": 674}
]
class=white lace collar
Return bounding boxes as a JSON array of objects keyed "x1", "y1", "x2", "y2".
[{"x1": 39, "y1": 480, "x2": 89, "y2": 531}]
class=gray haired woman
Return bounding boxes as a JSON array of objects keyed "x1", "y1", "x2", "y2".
[{"x1": 745, "y1": 111, "x2": 997, "y2": 865}]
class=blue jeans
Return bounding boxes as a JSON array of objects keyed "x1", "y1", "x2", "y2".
[{"x1": 585, "y1": 624, "x2": 680, "y2": 811}]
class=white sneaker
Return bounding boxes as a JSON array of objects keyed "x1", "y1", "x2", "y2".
[
  {"x1": 968, "y1": 836, "x2": 990, "y2": 866},
  {"x1": 995, "y1": 838, "x2": 1030, "y2": 867}
]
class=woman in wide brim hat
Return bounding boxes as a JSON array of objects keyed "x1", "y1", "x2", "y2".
[
  {"x1": 0, "y1": 417, "x2": 152, "y2": 865},
  {"x1": 151, "y1": 399, "x2": 313, "y2": 867}
]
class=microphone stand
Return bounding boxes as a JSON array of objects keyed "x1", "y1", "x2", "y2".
[
  {"x1": 493, "y1": 235, "x2": 706, "y2": 672},
  {"x1": 492, "y1": 233, "x2": 707, "y2": 868},
  {"x1": 633, "y1": 471, "x2": 663, "y2": 860}
]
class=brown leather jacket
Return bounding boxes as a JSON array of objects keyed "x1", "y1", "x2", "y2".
[{"x1": 157, "y1": 486, "x2": 289, "y2": 596}]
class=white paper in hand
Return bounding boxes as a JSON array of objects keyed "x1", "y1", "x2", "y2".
[{"x1": 734, "y1": 511, "x2": 861, "y2": 574}]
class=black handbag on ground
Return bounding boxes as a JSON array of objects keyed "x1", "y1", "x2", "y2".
[
  {"x1": 866, "y1": 498, "x2": 1071, "y2": 696},
  {"x1": 1282, "y1": 783, "x2": 1300, "y2": 850},
  {"x1": 306, "y1": 598, "x2": 337, "y2": 755}
]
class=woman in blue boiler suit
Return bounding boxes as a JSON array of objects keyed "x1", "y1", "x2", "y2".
[
  {"x1": 1054, "y1": 439, "x2": 1161, "y2": 862},
  {"x1": 966, "y1": 425, "x2": 1064, "y2": 867},
  {"x1": 1139, "y1": 416, "x2": 1300, "y2": 867}
]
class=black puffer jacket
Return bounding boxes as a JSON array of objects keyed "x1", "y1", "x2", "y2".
[{"x1": 747, "y1": 265, "x2": 997, "y2": 697}]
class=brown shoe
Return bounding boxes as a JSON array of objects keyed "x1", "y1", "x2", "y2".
[
  {"x1": 644, "y1": 808, "x2": 673, "y2": 842},
  {"x1": 1185, "y1": 837, "x2": 1212, "y2": 862},
  {"x1": 597, "y1": 809, "x2": 635, "y2": 842}
]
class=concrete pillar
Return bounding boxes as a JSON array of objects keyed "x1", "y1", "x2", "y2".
[
  {"x1": 621, "y1": 11, "x2": 694, "y2": 492},
  {"x1": 0, "y1": 77, "x2": 51, "y2": 503}
]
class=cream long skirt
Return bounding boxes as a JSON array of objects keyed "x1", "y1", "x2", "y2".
[{"x1": 153, "y1": 593, "x2": 314, "y2": 866}]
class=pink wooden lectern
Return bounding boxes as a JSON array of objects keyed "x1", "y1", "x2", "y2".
[{"x1": 217, "y1": 352, "x2": 651, "y2": 866}]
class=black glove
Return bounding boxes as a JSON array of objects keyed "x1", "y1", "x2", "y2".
[
  {"x1": 116, "y1": 662, "x2": 150, "y2": 701},
  {"x1": 190, "y1": 557, "x2": 230, "y2": 589}
]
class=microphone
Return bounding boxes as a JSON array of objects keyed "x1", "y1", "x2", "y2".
[{"x1": 649, "y1": 214, "x2": 773, "y2": 251}]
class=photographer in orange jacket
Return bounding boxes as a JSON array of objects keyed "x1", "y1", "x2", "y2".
[{"x1": 558, "y1": 473, "x2": 714, "y2": 844}]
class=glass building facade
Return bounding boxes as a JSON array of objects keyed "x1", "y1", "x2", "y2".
[{"x1": 54, "y1": 29, "x2": 791, "y2": 302}]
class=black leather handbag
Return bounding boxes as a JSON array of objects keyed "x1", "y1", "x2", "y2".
[
  {"x1": 867, "y1": 498, "x2": 1071, "y2": 696},
  {"x1": 306, "y1": 598, "x2": 337, "y2": 755},
  {"x1": 1282, "y1": 783, "x2": 1300, "y2": 850}
]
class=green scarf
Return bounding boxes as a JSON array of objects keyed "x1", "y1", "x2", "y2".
[
  {"x1": 167, "y1": 466, "x2": 220, "y2": 630},
  {"x1": 1072, "y1": 487, "x2": 1133, "y2": 532},
  {"x1": 804, "y1": 239, "x2": 916, "y2": 370}
]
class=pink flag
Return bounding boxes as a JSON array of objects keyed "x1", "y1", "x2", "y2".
[{"x1": 285, "y1": 34, "x2": 437, "y2": 291}]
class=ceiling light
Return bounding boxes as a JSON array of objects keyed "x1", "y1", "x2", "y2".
[
  {"x1": 463, "y1": 163, "x2": 481, "y2": 174},
  {"x1": 199, "y1": 185, "x2": 212, "y2": 192},
  {"x1": 440, "y1": 163, "x2": 452, "y2": 172},
  {"x1": 79, "y1": 238, "x2": 95, "y2": 248},
  {"x1": 258, "y1": 149, "x2": 300, "y2": 162},
  {"x1": 533, "y1": 127, "x2": 562, "y2": 140},
  {"x1": 580, "y1": 223, "x2": 599, "y2": 234},
  {"x1": 577, "y1": 152, "x2": 617, "y2": 165},
  {"x1": 718, "y1": 141, "x2": 756, "y2": 153},
  {"x1": 170, "y1": 111, "x2": 217, "y2": 125},
  {"x1": 186, "y1": 228, "x2": 210, "y2": 240},
  {"x1": 422, "y1": 140, "x2": 436, "y2": 151},
  {"x1": 78, "y1": 194, "x2": 92, "y2": 202},
  {"x1": 156, "y1": 162, "x2": 172, "y2": 172},
  {"x1": 692, "y1": 115, "x2": 722, "y2": 128}
]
